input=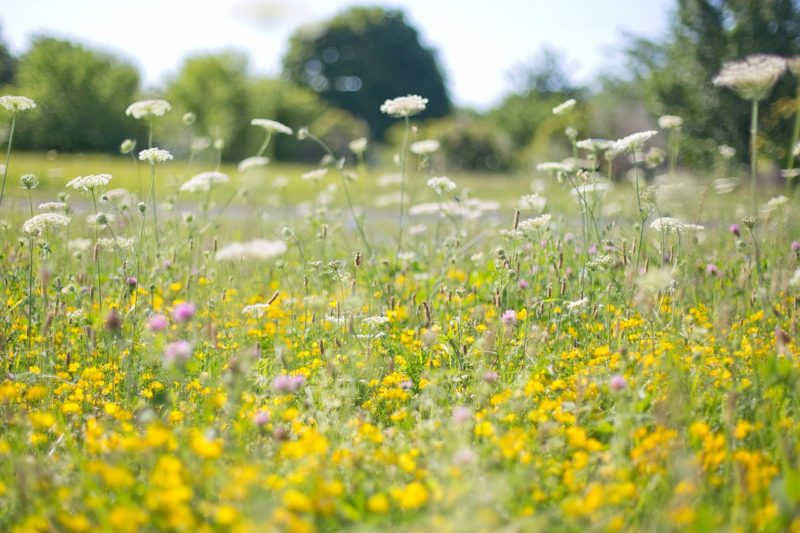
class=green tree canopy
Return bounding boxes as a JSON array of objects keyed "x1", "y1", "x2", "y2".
[
  {"x1": 14, "y1": 37, "x2": 140, "y2": 152},
  {"x1": 166, "y1": 52, "x2": 252, "y2": 159},
  {"x1": 282, "y1": 6, "x2": 451, "y2": 139},
  {"x1": 627, "y1": 0, "x2": 800, "y2": 165}
]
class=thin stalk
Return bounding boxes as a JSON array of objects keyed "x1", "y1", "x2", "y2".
[
  {"x1": 148, "y1": 163, "x2": 160, "y2": 249},
  {"x1": 90, "y1": 190, "x2": 103, "y2": 316},
  {"x1": 750, "y1": 99, "x2": 759, "y2": 217},
  {"x1": 257, "y1": 132, "x2": 272, "y2": 158},
  {"x1": 397, "y1": 115, "x2": 410, "y2": 259},
  {"x1": 27, "y1": 238, "x2": 34, "y2": 347},
  {"x1": 0, "y1": 114, "x2": 17, "y2": 207}
]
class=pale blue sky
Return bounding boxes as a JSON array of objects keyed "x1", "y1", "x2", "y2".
[{"x1": 2, "y1": 0, "x2": 674, "y2": 109}]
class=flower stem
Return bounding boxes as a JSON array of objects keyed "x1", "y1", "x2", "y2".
[
  {"x1": 397, "y1": 115, "x2": 410, "y2": 260},
  {"x1": 750, "y1": 99, "x2": 759, "y2": 217},
  {"x1": 0, "y1": 114, "x2": 17, "y2": 208}
]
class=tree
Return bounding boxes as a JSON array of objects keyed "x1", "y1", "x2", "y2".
[
  {"x1": 627, "y1": 0, "x2": 800, "y2": 166},
  {"x1": 14, "y1": 37, "x2": 140, "y2": 152},
  {"x1": 282, "y1": 6, "x2": 450, "y2": 139},
  {"x1": 166, "y1": 52, "x2": 252, "y2": 160},
  {"x1": 0, "y1": 25, "x2": 15, "y2": 86}
]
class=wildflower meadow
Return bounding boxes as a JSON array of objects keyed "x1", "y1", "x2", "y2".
[{"x1": 3, "y1": 53, "x2": 800, "y2": 533}]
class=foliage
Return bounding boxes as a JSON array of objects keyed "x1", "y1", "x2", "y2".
[
  {"x1": 12, "y1": 37, "x2": 140, "y2": 152},
  {"x1": 282, "y1": 6, "x2": 451, "y2": 140},
  {"x1": 417, "y1": 113, "x2": 515, "y2": 171},
  {"x1": 626, "y1": 0, "x2": 800, "y2": 166}
]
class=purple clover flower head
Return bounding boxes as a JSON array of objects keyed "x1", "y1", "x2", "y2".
[
  {"x1": 272, "y1": 373, "x2": 306, "y2": 394},
  {"x1": 792, "y1": 241, "x2": 800, "y2": 252},
  {"x1": 518, "y1": 279, "x2": 529, "y2": 290},
  {"x1": 164, "y1": 340, "x2": 192, "y2": 364},
  {"x1": 729, "y1": 223, "x2": 740, "y2": 237},
  {"x1": 127, "y1": 276, "x2": 138, "y2": 289},
  {"x1": 706, "y1": 263, "x2": 719, "y2": 276},
  {"x1": 483, "y1": 370, "x2": 499, "y2": 383},
  {"x1": 147, "y1": 313, "x2": 169, "y2": 332},
  {"x1": 610, "y1": 374, "x2": 627, "y2": 392},
  {"x1": 399, "y1": 380, "x2": 413, "y2": 391},
  {"x1": 588, "y1": 244, "x2": 598, "y2": 255},
  {"x1": 501, "y1": 309, "x2": 517, "y2": 326},
  {"x1": 172, "y1": 302, "x2": 196, "y2": 322},
  {"x1": 452, "y1": 406, "x2": 472, "y2": 424},
  {"x1": 253, "y1": 410, "x2": 270, "y2": 426}
]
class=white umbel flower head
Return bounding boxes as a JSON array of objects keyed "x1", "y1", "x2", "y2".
[
  {"x1": 658, "y1": 115, "x2": 683, "y2": 129},
  {"x1": 718, "y1": 144, "x2": 736, "y2": 159},
  {"x1": 552, "y1": 98, "x2": 576, "y2": 115},
  {"x1": 613, "y1": 131, "x2": 658, "y2": 153},
  {"x1": 302, "y1": 168, "x2": 328, "y2": 181},
  {"x1": 22, "y1": 213, "x2": 69, "y2": 236},
  {"x1": 66, "y1": 174, "x2": 112, "y2": 193},
  {"x1": 650, "y1": 217, "x2": 704, "y2": 233},
  {"x1": 251, "y1": 118, "x2": 293, "y2": 135},
  {"x1": 180, "y1": 171, "x2": 229, "y2": 193},
  {"x1": 238, "y1": 156, "x2": 270, "y2": 173},
  {"x1": 576, "y1": 138, "x2": 613, "y2": 152},
  {"x1": 536, "y1": 161, "x2": 574, "y2": 173},
  {"x1": 349, "y1": 137, "x2": 368, "y2": 154},
  {"x1": 427, "y1": 176, "x2": 456, "y2": 195},
  {"x1": 518, "y1": 193, "x2": 546, "y2": 213},
  {"x1": 380, "y1": 95, "x2": 428, "y2": 117},
  {"x1": 215, "y1": 239, "x2": 287, "y2": 261},
  {"x1": 125, "y1": 99, "x2": 171, "y2": 119},
  {"x1": 713, "y1": 54, "x2": 786, "y2": 100},
  {"x1": 0, "y1": 95, "x2": 37, "y2": 113},
  {"x1": 138, "y1": 147, "x2": 173, "y2": 164},
  {"x1": 518, "y1": 214, "x2": 552, "y2": 232},
  {"x1": 411, "y1": 139, "x2": 441, "y2": 155},
  {"x1": 38, "y1": 201, "x2": 67, "y2": 212}
]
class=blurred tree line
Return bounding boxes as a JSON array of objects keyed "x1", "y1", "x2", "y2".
[{"x1": 1, "y1": 1, "x2": 799, "y2": 171}]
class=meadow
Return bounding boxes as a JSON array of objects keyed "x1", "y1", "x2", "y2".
[{"x1": 1, "y1": 56, "x2": 800, "y2": 532}]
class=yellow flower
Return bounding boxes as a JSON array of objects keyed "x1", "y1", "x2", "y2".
[
  {"x1": 283, "y1": 489, "x2": 313, "y2": 513},
  {"x1": 391, "y1": 481, "x2": 429, "y2": 510},
  {"x1": 190, "y1": 431, "x2": 222, "y2": 459},
  {"x1": 367, "y1": 493, "x2": 390, "y2": 513}
]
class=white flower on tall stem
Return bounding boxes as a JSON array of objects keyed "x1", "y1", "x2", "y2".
[
  {"x1": 0, "y1": 95, "x2": 37, "y2": 207},
  {"x1": 426, "y1": 176, "x2": 456, "y2": 195},
  {"x1": 22, "y1": 213, "x2": 69, "y2": 236},
  {"x1": 411, "y1": 139, "x2": 440, "y2": 155},
  {"x1": 552, "y1": 98, "x2": 576, "y2": 115},
  {"x1": 251, "y1": 118, "x2": 293, "y2": 157},
  {"x1": 180, "y1": 171, "x2": 230, "y2": 193},
  {"x1": 125, "y1": 99, "x2": 171, "y2": 119},
  {"x1": 380, "y1": 95, "x2": 428, "y2": 117}
]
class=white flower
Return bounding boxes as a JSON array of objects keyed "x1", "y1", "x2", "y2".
[
  {"x1": 302, "y1": 168, "x2": 328, "y2": 181},
  {"x1": 713, "y1": 54, "x2": 786, "y2": 100},
  {"x1": 191, "y1": 137, "x2": 212, "y2": 153},
  {"x1": 349, "y1": 137, "x2": 368, "y2": 154},
  {"x1": 761, "y1": 195, "x2": 789, "y2": 216},
  {"x1": 571, "y1": 182, "x2": 612, "y2": 198},
  {"x1": 791, "y1": 268, "x2": 800, "y2": 289},
  {"x1": 518, "y1": 214, "x2": 551, "y2": 233},
  {"x1": 566, "y1": 297, "x2": 588, "y2": 311},
  {"x1": 576, "y1": 138, "x2": 613, "y2": 152},
  {"x1": 518, "y1": 193, "x2": 546, "y2": 213},
  {"x1": 238, "y1": 156, "x2": 270, "y2": 173},
  {"x1": 22, "y1": 213, "x2": 69, "y2": 236},
  {"x1": 427, "y1": 176, "x2": 456, "y2": 195},
  {"x1": 86, "y1": 212, "x2": 115, "y2": 226},
  {"x1": 250, "y1": 118, "x2": 293, "y2": 135},
  {"x1": 378, "y1": 173, "x2": 403, "y2": 187},
  {"x1": 658, "y1": 115, "x2": 683, "y2": 129},
  {"x1": 179, "y1": 171, "x2": 229, "y2": 193},
  {"x1": 613, "y1": 131, "x2": 658, "y2": 153},
  {"x1": 66, "y1": 174, "x2": 112, "y2": 192},
  {"x1": 98, "y1": 236, "x2": 135, "y2": 251},
  {"x1": 718, "y1": 145, "x2": 736, "y2": 159},
  {"x1": 782, "y1": 169, "x2": 800, "y2": 180},
  {"x1": 650, "y1": 217, "x2": 704, "y2": 233},
  {"x1": 380, "y1": 95, "x2": 428, "y2": 117},
  {"x1": 215, "y1": 239, "x2": 287, "y2": 261},
  {"x1": 125, "y1": 99, "x2": 171, "y2": 119},
  {"x1": 138, "y1": 147, "x2": 173, "y2": 164},
  {"x1": 411, "y1": 139, "x2": 440, "y2": 155},
  {"x1": 712, "y1": 178, "x2": 737, "y2": 194},
  {"x1": 38, "y1": 201, "x2": 67, "y2": 212},
  {"x1": 536, "y1": 161, "x2": 574, "y2": 173},
  {"x1": 362, "y1": 316, "x2": 390, "y2": 327},
  {"x1": 552, "y1": 98, "x2": 576, "y2": 115},
  {"x1": 793, "y1": 141, "x2": 800, "y2": 158},
  {"x1": 242, "y1": 303, "x2": 272, "y2": 317},
  {"x1": 0, "y1": 95, "x2": 36, "y2": 113}
]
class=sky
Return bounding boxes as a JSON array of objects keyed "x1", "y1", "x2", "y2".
[{"x1": 2, "y1": 0, "x2": 675, "y2": 110}]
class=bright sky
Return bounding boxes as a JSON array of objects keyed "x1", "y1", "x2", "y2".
[{"x1": 2, "y1": 0, "x2": 674, "y2": 110}]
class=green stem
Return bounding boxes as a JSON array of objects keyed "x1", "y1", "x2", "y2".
[
  {"x1": 256, "y1": 132, "x2": 272, "y2": 158},
  {"x1": 148, "y1": 164, "x2": 160, "y2": 249},
  {"x1": 91, "y1": 190, "x2": 103, "y2": 317},
  {"x1": 397, "y1": 115, "x2": 410, "y2": 259},
  {"x1": 27, "y1": 237, "x2": 34, "y2": 347},
  {"x1": 750, "y1": 99, "x2": 759, "y2": 218},
  {"x1": 0, "y1": 114, "x2": 17, "y2": 208}
]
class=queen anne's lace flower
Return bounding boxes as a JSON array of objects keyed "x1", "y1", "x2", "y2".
[
  {"x1": 0, "y1": 95, "x2": 36, "y2": 113},
  {"x1": 518, "y1": 214, "x2": 552, "y2": 232},
  {"x1": 349, "y1": 137, "x2": 368, "y2": 154},
  {"x1": 650, "y1": 217, "x2": 704, "y2": 233},
  {"x1": 38, "y1": 201, "x2": 67, "y2": 212},
  {"x1": 380, "y1": 95, "x2": 428, "y2": 117},
  {"x1": 552, "y1": 99, "x2": 576, "y2": 115},
  {"x1": 251, "y1": 118, "x2": 293, "y2": 135},
  {"x1": 67, "y1": 174, "x2": 112, "y2": 192},
  {"x1": 125, "y1": 99, "x2": 171, "y2": 119},
  {"x1": 302, "y1": 168, "x2": 328, "y2": 181},
  {"x1": 658, "y1": 115, "x2": 683, "y2": 129},
  {"x1": 180, "y1": 171, "x2": 229, "y2": 193},
  {"x1": 411, "y1": 140, "x2": 440, "y2": 155},
  {"x1": 22, "y1": 213, "x2": 69, "y2": 236},
  {"x1": 138, "y1": 147, "x2": 173, "y2": 164},
  {"x1": 215, "y1": 239, "x2": 287, "y2": 261},
  {"x1": 426, "y1": 176, "x2": 456, "y2": 195},
  {"x1": 713, "y1": 54, "x2": 786, "y2": 100},
  {"x1": 613, "y1": 131, "x2": 658, "y2": 153},
  {"x1": 238, "y1": 156, "x2": 270, "y2": 173}
]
